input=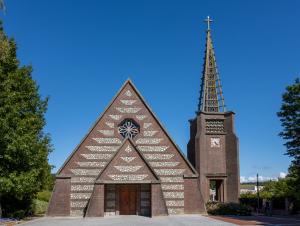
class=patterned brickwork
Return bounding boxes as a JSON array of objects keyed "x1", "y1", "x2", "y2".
[{"x1": 55, "y1": 81, "x2": 196, "y2": 216}]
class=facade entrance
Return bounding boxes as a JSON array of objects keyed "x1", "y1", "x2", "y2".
[
  {"x1": 104, "y1": 183, "x2": 151, "y2": 216},
  {"x1": 119, "y1": 185, "x2": 137, "y2": 215},
  {"x1": 209, "y1": 179, "x2": 224, "y2": 202}
]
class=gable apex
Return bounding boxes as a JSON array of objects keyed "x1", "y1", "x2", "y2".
[{"x1": 95, "y1": 138, "x2": 160, "y2": 183}]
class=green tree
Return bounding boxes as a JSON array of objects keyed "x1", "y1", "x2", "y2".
[
  {"x1": 0, "y1": 21, "x2": 52, "y2": 217},
  {"x1": 277, "y1": 78, "x2": 300, "y2": 162},
  {"x1": 0, "y1": 0, "x2": 5, "y2": 11},
  {"x1": 260, "y1": 179, "x2": 291, "y2": 200},
  {"x1": 277, "y1": 78, "x2": 300, "y2": 211}
]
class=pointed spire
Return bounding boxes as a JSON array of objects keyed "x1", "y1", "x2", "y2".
[{"x1": 198, "y1": 16, "x2": 226, "y2": 113}]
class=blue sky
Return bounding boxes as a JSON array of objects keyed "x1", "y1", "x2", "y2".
[{"x1": 1, "y1": 0, "x2": 299, "y2": 182}]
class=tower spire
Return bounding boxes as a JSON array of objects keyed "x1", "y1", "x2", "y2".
[{"x1": 198, "y1": 16, "x2": 226, "y2": 113}]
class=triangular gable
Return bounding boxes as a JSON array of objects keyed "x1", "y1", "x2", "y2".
[
  {"x1": 57, "y1": 79, "x2": 197, "y2": 177},
  {"x1": 57, "y1": 79, "x2": 197, "y2": 216},
  {"x1": 96, "y1": 138, "x2": 159, "y2": 182}
]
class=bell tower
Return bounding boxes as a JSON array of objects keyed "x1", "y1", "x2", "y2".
[{"x1": 187, "y1": 17, "x2": 240, "y2": 203}]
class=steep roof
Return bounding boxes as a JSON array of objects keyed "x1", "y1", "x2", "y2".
[
  {"x1": 198, "y1": 16, "x2": 226, "y2": 113},
  {"x1": 57, "y1": 79, "x2": 198, "y2": 176}
]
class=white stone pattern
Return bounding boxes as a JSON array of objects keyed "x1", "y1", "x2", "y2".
[
  {"x1": 125, "y1": 90, "x2": 132, "y2": 96},
  {"x1": 154, "y1": 169, "x2": 186, "y2": 176},
  {"x1": 76, "y1": 162, "x2": 106, "y2": 167},
  {"x1": 108, "y1": 174, "x2": 148, "y2": 181},
  {"x1": 109, "y1": 115, "x2": 122, "y2": 120},
  {"x1": 105, "y1": 211, "x2": 115, "y2": 216},
  {"x1": 143, "y1": 123, "x2": 152, "y2": 129},
  {"x1": 114, "y1": 165, "x2": 142, "y2": 172},
  {"x1": 136, "y1": 138, "x2": 163, "y2": 144},
  {"x1": 81, "y1": 153, "x2": 113, "y2": 159},
  {"x1": 144, "y1": 154, "x2": 174, "y2": 160},
  {"x1": 136, "y1": 115, "x2": 147, "y2": 121},
  {"x1": 93, "y1": 138, "x2": 122, "y2": 144},
  {"x1": 105, "y1": 122, "x2": 114, "y2": 128},
  {"x1": 71, "y1": 201, "x2": 88, "y2": 208},
  {"x1": 162, "y1": 184, "x2": 184, "y2": 190},
  {"x1": 98, "y1": 130, "x2": 114, "y2": 136},
  {"x1": 138, "y1": 146, "x2": 169, "y2": 152},
  {"x1": 149, "y1": 162, "x2": 180, "y2": 167},
  {"x1": 71, "y1": 177, "x2": 95, "y2": 183},
  {"x1": 163, "y1": 192, "x2": 184, "y2": 199},
  {"x1": 71, "y1": 193, "x2": 92, "y2": 200},
  {"x1": 70, "y1": 169, "x2": 101, "y2": 176},
  {"x1": 71, "y1": 185, "x2": 94, "y2": 191},
  {"x1": 70, "y1": 209, "x2": 84, "y2": 216},
  {"x1": 116, "y1": 107, "x2": 141, "y2": 114},
  {"x1": 166, "y1": 200, "x2": 184, "y2": 207},
  {"x1": 86, "y1": 145, "x2": 119, "y2": 152},
  {"x1": 120, "y1": 99, "x2": 137, "y2": 105},
  {"x1": 120, "y1": 156, "x2": 136, "y2": 163},
  {"x1": 125, "y1": 145, "x2": 132, "y2": 153},
  {"x1": 143, "y1": 131, "x2": 158, "y2": 137},
  {"x1": 168, "y1": 208, "x2": 184, "y2": 214},
  {"x1": 160, "y1": 177, "x2": 184, "y2": 183}
]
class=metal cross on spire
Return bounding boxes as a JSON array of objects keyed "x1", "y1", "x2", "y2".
[{"x1": 204, "y1": 16, "x2": 213, "y2": 30}]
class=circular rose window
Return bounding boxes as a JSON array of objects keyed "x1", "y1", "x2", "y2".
[{"x1": 118, "y1": 118, "x2": 140, "y2": 139}]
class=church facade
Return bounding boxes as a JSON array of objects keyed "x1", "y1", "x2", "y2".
[{"x1": 47, "y1": 19, "x2": 239, "y2": 217}]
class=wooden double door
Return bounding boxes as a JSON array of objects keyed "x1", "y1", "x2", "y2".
[{"x1": 119, "y1": 184, "x2": 137, "y2": 215}]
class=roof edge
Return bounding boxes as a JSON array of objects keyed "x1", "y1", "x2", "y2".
[{"x1": 56, "y1": 79, "x2": 132, "y2": 175}]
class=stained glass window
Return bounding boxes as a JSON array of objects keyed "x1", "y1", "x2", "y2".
[{"x1": 118, "y1": 119, "x2": 140, "y2": 139}]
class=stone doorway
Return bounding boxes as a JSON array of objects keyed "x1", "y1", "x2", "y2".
[
  {"x1": 209, "y1": 179, "x2": 224, "y2": 202},
  {"x1": 104, "y1": 184, "x2": 151, "y2": 216},
  {"x1": 119, "y1": 184, "x2": 137, "y2": 215}
]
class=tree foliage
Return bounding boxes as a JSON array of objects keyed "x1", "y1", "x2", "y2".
[
  {"x1": 0, "y1": 21, "x2": 52, "y2": 217},
  {"x1": 260, "y1": 179, "x2": 290, "y2": 200},
  {"x1": 277, "y1": 78, "x2": 300, "y2": 162},
  {"x1": 277, "y1": 78, "x2": 300, "y2": 211},
  {"x1": 0, "y1": 0, "x2": 5, "y2": 11}
]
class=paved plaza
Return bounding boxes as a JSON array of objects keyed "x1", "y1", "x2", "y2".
[{"x1": 20, "y1": 215, "x2": 236, "y2": 226}]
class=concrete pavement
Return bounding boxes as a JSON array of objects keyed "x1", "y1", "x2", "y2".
[{"x1": 20, "y1": 215, "x2": 236, "y2": 226}]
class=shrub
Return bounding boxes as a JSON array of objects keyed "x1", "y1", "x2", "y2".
[
  {"x1": 239, "y1": 192, "x2": 261, "y2": 209},
  {"x1": 32, "y1": 199, "x2": 49, "y2": 215},
  {"x1": 11, "y1": 210, "x2": 26, "y2": 219},
  {"x1": 36, "y1": 190, "x2": 52, "y2": 202},
  {"x1": 206, "y1": 201, "x2": 252, "y2": 216},
  {"x1": 2, "y1": 195, "x2": 33, "y2": 219}
]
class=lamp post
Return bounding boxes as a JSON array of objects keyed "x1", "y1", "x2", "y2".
[{"x1": 257, "y1": 173, "x2": 260, "y2": 214}]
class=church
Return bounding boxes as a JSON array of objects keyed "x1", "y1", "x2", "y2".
[{"x1": 47, "y1": 18, "x2": 240, "y2": 217}]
